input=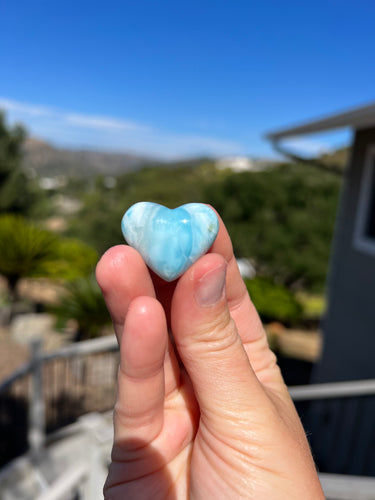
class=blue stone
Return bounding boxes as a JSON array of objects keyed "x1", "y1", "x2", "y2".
[{"x1": 121, "y1": 202, "x2": 219, "y2": 281}]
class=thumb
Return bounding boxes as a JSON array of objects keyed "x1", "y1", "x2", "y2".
[{"x1": 171, "y1": 253, "x2": 267, "y2": 420}]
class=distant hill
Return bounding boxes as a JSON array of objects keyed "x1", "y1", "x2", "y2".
[
  {"x1": 22, "y1": 137, "x2": 348, "y2": 179},
  {"x1": 21, "y1": 138, "x2": 166, "y2": 178},
  {"x1": 319, "y1": 147, "x2": 349, "y2": 171},
  {"x1": 21, "y1": 138, "x2": 281, "y2": 179}
]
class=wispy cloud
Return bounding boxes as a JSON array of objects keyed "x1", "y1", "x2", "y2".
[
  {"x1": 0, "y1": 97, "x2": 146, "y2": 131},
  {"x1": 64, "y1": 113, "x2": 148, "y2": 131},
  {"x1": 281, "y1": 137, "x2": 331, "y2": 156},
  {"x1": 0, "y1": 97, "x2": 243, "y2": 158},
  {"x1": 0, "y1": 98, "x2": 51, "y2": 117}
]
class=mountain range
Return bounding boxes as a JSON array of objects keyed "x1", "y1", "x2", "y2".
[
  {"x1": 21, "y1": 138, "x2": 167, "y2": 178},
  {"x1": 23, "y1": 138, "x2": 217, "y2": 177},
  {"x1": 21, "y1": 137, "x2": 349, "y2": 179}
]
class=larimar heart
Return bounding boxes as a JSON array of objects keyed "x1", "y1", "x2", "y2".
[{"x1": 121, "y1": 202, "x2": 219, "y2": 281}]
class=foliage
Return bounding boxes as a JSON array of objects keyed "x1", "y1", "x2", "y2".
[
  {"x1": 0, "y1": 112, "x2": 39, "y2": 215},
  {"x1": 42, "y1": 237, "x2": 99, "y2": 281},
  {"x1": 319, "y1": 147, "x2": 349, "y2": 170},
  {"x1": 204, "y1": 163, "x2": 341, "y2": 291},
  {"x1": 0, "y1": 214, "x2": 60, "y2": 299},
  {"x1": 297, "y1": 293, "x2": 326, "y2": 320},
  {"x1": 51, "y1": 275, "x2": 111, "y2": 340},
  {"x1": 0, "y1": 214, "x2": 99, "y2": 303},
  {"x1": 245, "y1": 277, "x2": 303, "y2": 324},
  {"x1": 67, "y1": 160, "x2": 341, "y2": 292},
  {"x1": 67, "y1": 163, "x2": 217, "y2": 255}
]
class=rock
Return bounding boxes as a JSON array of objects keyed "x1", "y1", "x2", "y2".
[{"x1": 122, "y1": 202, "x2": 219, "y2": 281}]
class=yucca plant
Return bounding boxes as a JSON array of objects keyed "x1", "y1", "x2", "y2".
[
  {"x1": 52, "y1": 275, "x2": 112, "y2": 341},
  {"x1": 0, "y1": 214, "x2": 60, "y2": 303}
]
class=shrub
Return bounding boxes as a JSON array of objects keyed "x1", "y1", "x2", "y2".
[
  {"x1": 0, "y1": 214, "x2": 100, "y2": 302},
  {"x1": 0, "y1": 214, "x2": 59, "y2": 301},
  {"x1": 244, "y1": 277, "x2": 303, "y2": 325},
  {"x1": 51, "y1": 275, "x2": 111, "y2": 340},
  {"x1": 42, "y1": 237, "x2": 99, "y2": 281}
]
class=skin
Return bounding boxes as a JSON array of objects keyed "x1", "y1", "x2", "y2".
[{"x1": 96, "y1": 211, "x2": 325, "y2": 499}]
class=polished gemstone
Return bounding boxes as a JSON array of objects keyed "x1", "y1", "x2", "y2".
[{"x1": 121, "y1": 202, "x2": 219, "y2": 281}]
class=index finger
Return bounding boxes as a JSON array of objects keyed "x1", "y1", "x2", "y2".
[{"x1": 96, "y1": 245, "x2": 156, "y2": 340}]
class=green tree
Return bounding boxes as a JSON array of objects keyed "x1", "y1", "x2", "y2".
[
  {"x1": 0, "y1": 112, "x2": 37, "y2": 214},
  {"x1": 0, "y1": 215, "x2": 99, "y2": 305},
  {"x1": 68, "y1": 163, "x2": 214, "y2": 254},
  {"x1": 0, "y1": 214, "x2": 59, "y2": 303},
  {"x1": 67, "y1": 159, "x2": 340, "y2": 293},
  {"x1": 204, "y1": 163, "x2": 341, "y2": 291}
]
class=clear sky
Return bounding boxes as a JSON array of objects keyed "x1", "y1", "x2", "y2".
[{"x1": 1, "y1": 0, "x2": 374, "y2": 159}]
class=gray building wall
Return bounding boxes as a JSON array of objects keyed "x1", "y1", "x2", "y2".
[{"x1": 313, "y1": 127, "x2": 375, "y2": 383}]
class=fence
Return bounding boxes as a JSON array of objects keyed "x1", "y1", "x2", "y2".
[{"x1": 0, "y1": 336, "x2": 119, "y2": 466}]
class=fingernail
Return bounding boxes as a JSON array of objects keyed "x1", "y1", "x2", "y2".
[{"x1": 195, "y1": 264, "x2": 226, "y2": 306}]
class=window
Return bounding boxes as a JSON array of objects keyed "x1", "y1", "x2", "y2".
[{"x1": 354, "y1": 144, "x2": 375, "y2": 256}]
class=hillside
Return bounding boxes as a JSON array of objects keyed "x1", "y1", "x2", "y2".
[
  {"x1": 21, "y1": 138, "x2": 282, "y2": 179},
  {"x1": 21, "y1": 138, "x2": 164, "y2": 177},
  {"x1": 22, "y1": 137, "x2": 350, "y2": 179},
  {"x1": 319, "y1": 147, "x2": 349, "y2": 170}
]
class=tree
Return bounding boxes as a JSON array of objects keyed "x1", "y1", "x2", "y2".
[
  {"x1": 67, "y1": 160, "x2": 340, "y2": 293},
  {"x1": 0, "y1": 112, "x2": 37, "y2": 215},
  {"x1": 0, "y1": 215, "x2": 99, "y2": 306},
  {"x1": 67, "y1": 163, "x2": 216, "y2": 254},
  {"x1": 203, "y1": 163, "x2": 341, "y2": 291},
  {"x1": 0, "y1": 214, "x2": 59, "y2": 303}
]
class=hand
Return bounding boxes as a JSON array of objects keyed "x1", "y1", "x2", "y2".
[{"x1": 96, "y1": 211, "x2": 324, "y2": 499}]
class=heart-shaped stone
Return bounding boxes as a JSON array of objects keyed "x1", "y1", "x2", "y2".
[{"x1": 121, "y1": 202, "x2": 219, "y2": 281}]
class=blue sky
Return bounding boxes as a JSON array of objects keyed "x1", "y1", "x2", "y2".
[{"x1": 1, "y1": 0, "x2": 374, "y2": 159}]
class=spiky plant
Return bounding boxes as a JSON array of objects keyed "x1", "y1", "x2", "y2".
[
  {"x1": 0, "y1": 214, "x2": 60, "y2": 302},
  {"x1": 52, "y1": 276, "x2": 111, "y2": 340}
]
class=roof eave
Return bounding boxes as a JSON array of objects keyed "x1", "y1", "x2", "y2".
[{"x1": 265, "y1": 101, "x2": 375, "y2": 141}]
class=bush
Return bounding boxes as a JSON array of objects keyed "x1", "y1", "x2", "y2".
[
  {"x1": 244, "y1": 277, "x2": 303, "y2": 325},
  {"x1": 51, "y1": 275, "x2": 111, "y2": 340},
  {"x1": 0, "y1": 214, "x2": 60, "y2": 301},
  {"x1": 43, "y1": 237, "x2": 99, "y2": 281},
  {"x1": 0, "y1": 215, "x2": 99, "y2": 306},
  {"x1": 204, "y1": 163, "x2": 340, "y2": 292}
]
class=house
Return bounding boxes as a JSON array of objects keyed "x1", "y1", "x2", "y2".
[
  {"x1": 216, "y1": 156, "x2": 256, "y2": 172},
  {"x1": 215, "y1": 156, "x2": 276, "y2": 172},
  {"x1": 266, "y1": 102, "x2": 375, "y2": 384},
  {"x1": 266, "y1": 103, "x2": 375, "y2": 477}
]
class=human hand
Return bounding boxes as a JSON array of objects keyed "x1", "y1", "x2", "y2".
[{"x1": 96, "y1": 210, "x2": 324, "y2": 499}]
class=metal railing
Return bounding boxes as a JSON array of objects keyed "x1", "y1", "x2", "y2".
[
  {"x1": 289, "y1": 378, "x2": 375, "y2": 400},
  {"x1": 0, "y1": 335, "x2": 119, "y2": 465},
  {"x1": 289, "y1": 379, "x2": 375, "y2": 478},
  {"x1": 1, "y1": 338, "x2": 375, "y2": 499}
]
